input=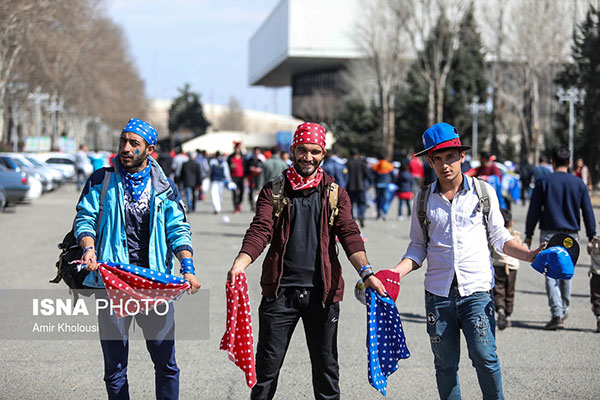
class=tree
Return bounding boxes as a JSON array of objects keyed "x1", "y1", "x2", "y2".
[
  {"x1": 555, "y1": 5, "x2": 600, "y2": 183},
  {"x1": 394, "y1": 0, "x2": 467, "y2": 126},
  {"x1": 218, "y1": 96, "x2": 245, "y2": 131},
  {"x1": 444, "y1": 2, "x2": 488, "y2": 152},
  {"x1": 168, "y1": 83, "x2": 210, "y2": 137},
  {"x1": 332, "y1": 98, "x2": 381, "y2": 157},
  {"x1": 354, "y1": 0, "x2": 410, "y2": 161}
]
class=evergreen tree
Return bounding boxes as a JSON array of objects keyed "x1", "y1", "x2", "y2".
[
  {"x1": 395, "y1": 62, "x2": 428, "y2": 155},
  {"x1": 168, "y1": 83, "x2": 210, "y2": 136},
  {"x1": 332, "y1": 98, "x2": 381, "y2": 157},
  {"x1": 555, "y1": 5, "x2": 600, "y2": 181},
  {"x1": 444, "y1": 2, "x2": 488, "y2": 155}
]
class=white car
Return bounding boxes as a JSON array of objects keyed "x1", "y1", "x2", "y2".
[{"x1": 34, "y1": 153, "x2": 80, "y2": 182}]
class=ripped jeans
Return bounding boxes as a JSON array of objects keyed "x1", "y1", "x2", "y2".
[{"x1": 425, "y1": 288, "x2": 503, "y2": 400}]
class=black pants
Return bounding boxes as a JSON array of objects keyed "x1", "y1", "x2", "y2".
[
  {"x1": 251, "y1": 287, "x2": 340, "y2": 400},
  {"x1": 591, "y1": 274, "x2": 600, "y2": 316},
  {"x1": 232, "y1": 176, "x2": 245, "y2": 209}
]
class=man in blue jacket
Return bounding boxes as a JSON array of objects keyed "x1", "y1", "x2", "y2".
[
  {"x1": 75, "y1": 118, "x2": 201, "y2": 399},
  {"x1": 525, "y1": 145, "x2": 596, "y2": 330}
]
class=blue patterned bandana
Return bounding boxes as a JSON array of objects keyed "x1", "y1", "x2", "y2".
[
  {"x1": 122, "y1": 118, "x2": 158, "y2": 146},
  {"x1": 122, "y1": 161, "x2": 151, "y2": 202},
  {"x1": 366, "y1": 289, "x2": 410, "y2": 396}
]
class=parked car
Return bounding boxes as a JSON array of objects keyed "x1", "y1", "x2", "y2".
[
  {"x1": 0, "y1": 153, "x2": 54, "y2": 192},
  {"x1": 24, "y1": 155, "x2": 64, "y2": 186},
  {"x1": 35, "y1": 153, "x2": 77, "y2": 182},
  {"x1": 0, "y1": 164, "x2": 29, "y2": 204},
  {"x1": 0, "y1": 185, "x2": 6, "y2": 212}
]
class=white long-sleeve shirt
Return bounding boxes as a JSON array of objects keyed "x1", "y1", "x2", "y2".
[{"x1": 403, "y1": 175, "x2": 514, "y2": 297}]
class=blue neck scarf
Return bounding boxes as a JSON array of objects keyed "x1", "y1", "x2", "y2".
[{"x1": 122, "y1": 159, "x2": 151, "y2": 202}]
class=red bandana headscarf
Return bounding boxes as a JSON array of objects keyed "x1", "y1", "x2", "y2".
[{"x1": 286, "y1": 122, "x2": 326, "y2": 190}]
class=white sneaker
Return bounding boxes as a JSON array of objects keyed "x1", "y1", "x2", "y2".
[{"x1": 397, "y1": 216, "x2": 404, "y2": 221}]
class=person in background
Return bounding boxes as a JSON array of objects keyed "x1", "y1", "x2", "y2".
[
  {"x1": 179, "y1": 152, "x2": 202, "y2": 212},
  {"x1": 491, "y1": 208, "x2": 522, "y2": 330},
  {"x1": 75, "y1": 144, "x2": 89, "y2": 190},
  {"x1": 474, "y1": 152, "x2": 502, "y2": 181},
  {"x1": 525, "y1": 145, "x2": 596, "y2": 330},
  {"x1": 586, "y1": 231, "x2": 600, "y2": 333},
  {"x1": 322, "y1": 146, "x2": 348, "y2": 188},
  {"x1": 257, "y1": 146, "x2": 288, "y2": 190},
  {"x1": 156, "y1": 144, "x2": 173, "y2": 179},
  {"x1": 281, "y1": 151, "x2": 292, "y2": 167},
  {"x1": 407, "y1": 153, "x2": 425, "y2": 189},
  {"x1": 574, "y1": 158, "x2": 593, "y2": 192},
  {"x1": 171, "y1": 147, "x2": 189, "y2": 187},
  {"x1": 245, "y1": 147, "x2": 263, "y2": 211},
  {"x1": 395, "y1": 163, "x2": 414, "y2": 221},
  {"x1": 346, "y1": 148, "x2": 371, "y2": 228},
  {"x1": 372, "y1": 155, "x2": 395, "y2": 221},
  {"x1": 209, "y1": 151, "x2": 231, "y2": 214},
  {"x1": 195, "y1": 149, "x2": 210, "y2": 201},
  {"x1": 228, "y1": 142, "x2": 246, "y2": 213}
]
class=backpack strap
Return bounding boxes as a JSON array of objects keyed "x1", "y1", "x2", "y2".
[
  {"x1": 272, "y1": 174, "x2": 289, "y2": 218},
  {"x1": 97, "y1": 170, "x2": 112, "y2": 226},
  {"x1": 472, "y1": 177, "x2": 491, "y2": 241},
  {"x1": 328, "y1": 182, "x2": 339, "y2": 227},
  {"x1": 416, "y1": 183, "x2": 433, "y2": 245}
]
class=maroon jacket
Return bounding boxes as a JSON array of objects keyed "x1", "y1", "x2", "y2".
[{"x1": 239, "y1": 173, "x2": 365, "y2": 304}]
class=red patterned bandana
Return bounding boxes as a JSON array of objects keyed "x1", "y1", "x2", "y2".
[
  {"x1": 285, "y1": 165, "x2": 324, "y2": 191},
  {"x1": 291, "y1": 122, "x2": 326, "y2": 149}
]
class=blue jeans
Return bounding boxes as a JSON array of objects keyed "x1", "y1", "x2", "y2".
[
  {"x1": 425, "y1": 288, "x2": 503, "y2": 400},
  {"x1": 184, "y1": 186, "x2": 195, "y2": 212},
  {"x1": 375, "y1": 187, "x2": 391, "y2": 218},
  {"x1": 97, "y1": 291, "x2": 179, "y2": 400},
  {"x1": 540, "y1": 230, "x2": 576, "y2": 318}
]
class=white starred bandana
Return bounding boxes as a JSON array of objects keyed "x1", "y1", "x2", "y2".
[
  {"x1": 366, "y1": 288, "x2": 410, "y2": 396},
  {"x1": 122, "y1": 161, "x2": 151, "y2": 202},
  {"x1": 285, "y1": 165, "x2": 324, "y2": 191}
]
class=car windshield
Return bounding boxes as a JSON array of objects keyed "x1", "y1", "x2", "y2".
[
  {"x1": 46, "y1": 158, "x2": 74, "y2": 165},
  {"x1": 26, "y1": 157, "x2": 44, "y2": 167}
]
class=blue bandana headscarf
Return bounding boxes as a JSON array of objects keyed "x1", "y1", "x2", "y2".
[
  {"x1": 122, "y1": 118, "x2": 158, "y2": 146},
  {"x1": 366, "y1": 288, "x2": 410, "y2": 396},
  {"x1": 120, "y1": 118, "x2": 157, "y2": 202}
]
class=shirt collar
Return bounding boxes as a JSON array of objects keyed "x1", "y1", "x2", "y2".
[{"x1": 433, "y1": 174, "x2": 470, "y2": 194}]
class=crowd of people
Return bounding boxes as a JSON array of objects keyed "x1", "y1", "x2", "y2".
[{"x1": 71, "y1": 116, "x2": 598, "y2": 400}]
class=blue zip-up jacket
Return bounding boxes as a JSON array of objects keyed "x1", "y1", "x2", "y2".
[
  {"x1": 525, "y1": 171, "x2": 596, "y2": 240},
  {"x1": 75, "y1": 157, "x2": 193, "y2": 288}
]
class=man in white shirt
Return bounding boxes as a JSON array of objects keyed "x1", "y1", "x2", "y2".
[{"x1": 390, "y1": 123, "x2": 545, "y2": 400}]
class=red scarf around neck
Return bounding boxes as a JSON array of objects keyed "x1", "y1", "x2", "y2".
[{"x1": 285, "y1": 165, "x2": 324, "y2": 190}]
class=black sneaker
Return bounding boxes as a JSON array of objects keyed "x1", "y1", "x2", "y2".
[
  {"x1": 497, "y1": 310, "x2": 507, "y2": 330},
  {"x1": 596, "y1": 320, "x2": 600, "y2": 333},
  {"x1": 544, "y1": 317, "x2": 564, "y2": 330}
]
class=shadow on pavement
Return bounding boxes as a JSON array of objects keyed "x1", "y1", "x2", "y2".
[
  {"x1": 517, "y1": 289, "x2": 588, "y2": 298},
  {"x1": 194, "y1": 231, "x2": 245, "y2": 238},
  {"x1": 399, "y1": 312, "x2": 427, "y2": 324},
  {"x1": 509, "y1": 320, "x2": 593, "y2": 333}
]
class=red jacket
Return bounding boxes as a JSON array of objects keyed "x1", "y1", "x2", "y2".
[{"x1": 239, "y1": 173, "x2": 365, "y2": 304}]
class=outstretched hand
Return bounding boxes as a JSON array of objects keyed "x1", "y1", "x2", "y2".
[
  {"x1": 527, "y1": 242, "x2": 547, "y2": 263},
  {"x1": 184, "y1": 273, "x2": 201, "y2": 294},
  {"x1": 364, "y1": 275, "x2": 387, "y2": 297}
]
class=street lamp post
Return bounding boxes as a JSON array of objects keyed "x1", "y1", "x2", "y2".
[
  {"x1": 466, "y1": 96, "x2": 487, "y2": 159},
  {"x1": 557, "y1": 87, "x2": 585, "y2": 166},
  {"x1": 46, "y1": 95, "x2": 63, "y2": 150}
]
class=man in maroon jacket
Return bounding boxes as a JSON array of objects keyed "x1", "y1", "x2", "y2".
[{"x1": 227, "y1": 122, "x2": 386, "y2": 400}]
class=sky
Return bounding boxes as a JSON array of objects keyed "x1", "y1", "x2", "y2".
[{"x1": 106, "y1": 0, "x2": 291, "y2": 115}]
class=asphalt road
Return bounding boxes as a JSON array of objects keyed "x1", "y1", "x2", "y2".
[{"x1": 0, "y1": 184, "x2": 599, "y2": 399}]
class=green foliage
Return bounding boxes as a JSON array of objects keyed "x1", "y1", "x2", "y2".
[
  {"x1": 444, "y1": 2, "x2": 489, "y2": 149},
  {"x1": 168, "y1": 83, "x2": 210, "y2": 136},
  {"x1": 395, "y1": 64, "x2": 428, "y2": 154},
  {"x1": 555, "y1": 5, "x2": 600, "y2": 181},
  {"x1": 332, "y1": 98, "x2": 381, "y2": 157}
]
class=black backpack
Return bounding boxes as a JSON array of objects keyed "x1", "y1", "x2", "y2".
[{"x1": 50, "y1": 171, "x2": 112, "y2": 295}]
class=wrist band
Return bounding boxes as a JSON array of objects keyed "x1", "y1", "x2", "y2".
[
  {"x1": 361, "y1": 271, "x2": 375, "y2": 282},
  {"x1": 82, "y1": 246, "x2": 95, "y2": 254},
  {"x1": 358, "y1": 265, "x2": 372, "y2": 276},
  {"x1": 180, "y1": 258, "x2": 195, "y2": 276}
]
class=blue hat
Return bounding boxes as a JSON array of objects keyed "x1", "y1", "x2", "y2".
[
  {"x1": 121, "y1": 118, "x2": 158, "y2": 146},
  {"x1": 531, "y1": 247, "x2": 575, "y2": 280},
  {"x1": 414, "y1": 122, "x2": 470, "y2": 157}
]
